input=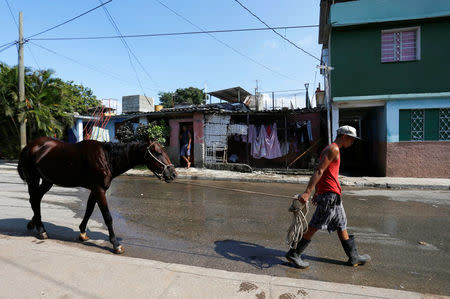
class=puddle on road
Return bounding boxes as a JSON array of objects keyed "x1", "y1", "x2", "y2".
[{"x1": 49, "y1": 175, "x2": 450, "y2": 296}]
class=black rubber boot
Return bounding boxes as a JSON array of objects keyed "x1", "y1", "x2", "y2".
[
  {"x1": 341, "y1": 235, "x2": 371, "y2": 266},
  {"x1": 285, "y1": 238, "x2": 310, "y2": 268}
]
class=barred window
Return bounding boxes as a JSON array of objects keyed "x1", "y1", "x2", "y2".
[
  {"x1": 382, "y1": 27, "x2": 420, "y2": 63},
  {"x1": 439, "y1": 108, "x2": 450, "y2": 141},
  {"x1": 399, "y1": 108, "x2": 449, "y2": 141},
  {"x1": 410, "y1": 109, "x2": 424, "y2": 141}
]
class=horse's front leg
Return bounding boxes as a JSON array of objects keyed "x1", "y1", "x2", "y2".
[
  {"x1": 78, "y1": 192, "x2": 97, "y2": 241},
  {"x1": 92, "y1": 187, "x2": 124, "y2": 254},
  {"x1": 28, "y1": 178, "x2": 53, "y2": 240}
]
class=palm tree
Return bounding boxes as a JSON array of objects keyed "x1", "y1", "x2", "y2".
[
  {"x1": 23, "y1": 69, "x2": 71, "y2": 138},
  {"x1": 0, "y1": 63, "x2": 21, "y2": 156},
  {"x1": 0, "y1": 62, "x2": 100, "y2": 158}
]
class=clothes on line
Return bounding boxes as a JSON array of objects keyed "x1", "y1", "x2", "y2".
[
  {"x1": 228, "y1": 120, "x2": 315, "y2": 160},
  {"x1": 296, "y1": 120, "x2": 312, "y2": 145},
  {"x1": 247, "y1": 123, "x2": 282, "y2": 159}
]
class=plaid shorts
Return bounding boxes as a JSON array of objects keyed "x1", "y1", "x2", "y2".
[
  {"x1": 309, "y1": 192, "x2": 347, "y2": 233},
  {"x1": 180, "y1": 144, "x2": 190, "y2": 157}
]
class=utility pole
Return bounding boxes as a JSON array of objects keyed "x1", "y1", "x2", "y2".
[
  {"x1": 318, "y1": 64, "x2": 334, "y2": 145},
  {"x1": 18, "y1": 12, "x2": 26, "y2": 149}
]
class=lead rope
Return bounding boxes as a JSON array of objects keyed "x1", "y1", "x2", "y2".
[
  {"x1": 286, "y1": 197, "x2": 309, "y2": 249},
  {"x1": 174, "y1": 180, "x2": 308, "y2": 249}
]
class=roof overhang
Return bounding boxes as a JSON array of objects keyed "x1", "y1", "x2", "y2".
[
  {"x1": 208, "y1": 87, "x2": 252, "y2": 103},
  {"x1": 331, "y1": 0, "x2": 450, "y2": 27}
]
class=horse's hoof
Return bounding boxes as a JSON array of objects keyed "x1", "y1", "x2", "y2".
[
  {"x1": 79, "y1": 232, "x2": 89, "y2": 241},
  {"x1": 27, "y1": 220, "x2": 35, "y2": 230},
  {"x1": 113, "y1": 245, "x2": 125, "y2": 254},
  {"x1": 38, "y1": 232, "x2": 48, "y2": 240}
]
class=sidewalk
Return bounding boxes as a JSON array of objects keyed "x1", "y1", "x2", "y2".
[
  {"x1": 0, "y1": 235, "x2": 441, "y2": 299},
  {"x1": 126, "y1": 167, "x2": 450, "y2": 190}
]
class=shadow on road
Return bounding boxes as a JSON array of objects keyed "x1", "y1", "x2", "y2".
[
  {"x1": 214, "y1": 239, "x2": 347, "y2": 269},
  {"x1": 0, "y1": 218, "x2": 113, "y2": 253},
  {"x1": 214, "y1": 239, "x2": 289, "y2": 269}
]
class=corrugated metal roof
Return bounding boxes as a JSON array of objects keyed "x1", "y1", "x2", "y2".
[
  {"x1": 122, "y1": 103, "x2": 325, "y2": 121},
  {"x1": 208, "y1": 87, "x2": 252, "y2": 103},
  {"x1": 331, "y1": 0, "x2": 450, "y2": 27}
]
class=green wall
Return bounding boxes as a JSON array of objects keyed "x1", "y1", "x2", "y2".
[{"x1": 330, "y1": 18, "x2": 450, "y2": 97}]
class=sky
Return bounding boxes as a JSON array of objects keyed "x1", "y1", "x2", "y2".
[{"x1": 0, "y1": 0, "x2": 323, "y2": 113}]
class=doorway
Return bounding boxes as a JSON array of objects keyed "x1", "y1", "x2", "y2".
[
  {"x1": 179, "y1": 122, "x2": 194, "y2": 167},
  {"x1": 339, "y1": 106, "x2": 386, "y2": 176}
]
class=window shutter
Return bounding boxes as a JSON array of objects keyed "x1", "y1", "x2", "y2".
[
  {"x1": 401, "y1": 30, "x2": 417, "y2": 61},
  {"x1": 424, "y1": 109, "x2": 439, "y2": 140},
  {"x1": 399, "y1": 110, "x2": 411, "y2": 141},
  {"x1": 381, "y1": 32, "x2": 395, "y2": 62}
]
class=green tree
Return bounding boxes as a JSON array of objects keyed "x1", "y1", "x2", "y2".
[
  {"x1": 0, "y1": 62, "x2": 101, "y2": 158},
  {"x1": 61, "y1": 80, "x2": 100, "y2": 114},
  {"x1": 0, "y1": 63, "x2": 21, "y2": 156},
  {"x1": 158, "y1": 91, "x2": 174, "y2": 108},
  {"x1": 158, "y1": 87, "x2": 206, "y2": 107},
  {"x1": 117, "y1": 120, "x2": 169, "y2": 145}
]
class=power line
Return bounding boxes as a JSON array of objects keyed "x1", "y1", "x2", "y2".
[
  {"x1": 26, "y1": 0, "x2": 112, "y2": 39},
  {"x1": 0, "y1": 40, "x2": 16, "y2": 50},
  {"x1": 98, "y1": 1, "x2": 158, "y2": 105},
  {"x1": 260, "y1": 88, "x2": 305, "y2": 93},
  {"x1": 233, "y1": 0, "x2": 321, "y2": 61},
  {"x1": 28, "y1": 41, "x2": 157, "y2": 92},
  {"x1": 4, "y1": 0, "x2": 41, "y2": 70},
  {"x1": 28, "y1": 25, "x2": 319, "y2": 41},
  {"x1": 0, "y1": 42, "x2": 16, "y2": 54},
  {"x1": 4, "y1": 0, "x2": 18, "y2": 28},
  {"x1": 154, "y1": 0, "x2": 299, "y2": 82}
]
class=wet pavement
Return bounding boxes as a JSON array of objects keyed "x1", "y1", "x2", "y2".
[
  {"x1": 1, "y1": 164, "x2": 449, "y2": 296},
  {"x1": 79, "y1": 176, "x2": 450, "y2": 296}
]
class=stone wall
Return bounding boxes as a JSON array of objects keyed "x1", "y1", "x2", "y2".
[{"x1": 386, "y1": 142, "x2": 450, "y2": 178}]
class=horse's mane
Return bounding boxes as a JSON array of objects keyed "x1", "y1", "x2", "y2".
[{"x1": 102, "y1": 141, "x2": 147, "y2": 176}]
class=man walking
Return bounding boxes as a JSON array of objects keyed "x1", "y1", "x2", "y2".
[
  {"x1": 286, "y1": 125, "x2": 370, "y2": 268},
  {"x1": 180, "y1": 125, "x2": 192, "y2": 169}
]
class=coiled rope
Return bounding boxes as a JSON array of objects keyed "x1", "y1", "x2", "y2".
[{"x1": 286, "y1": 197, "x2": 309, "y2": 249}]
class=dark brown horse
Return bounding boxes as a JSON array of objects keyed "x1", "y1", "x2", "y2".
[{"x1": 17, "y1": 136, "x2": 176, "y2": 254}]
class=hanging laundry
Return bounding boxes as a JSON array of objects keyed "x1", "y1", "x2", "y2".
[
  {"x1": 280, "y1": 141, "x2": 290, "y2": 156},
  {"x1": 252, "y1": 125, "x2": 267, "y2": 159},
  {"x1": 247, "y1": 124, "x2": 257, "y2": 144},
  {"x1": 296, "y1": 121, "x2": 312, "y2": 146},
  {"x1": 264, "y1": 122, "x2": 282, "y2": 159},
  {"x1": 266, "y1": 124, "x2": 271, "y2": 137},
  {"x1": 307, "y1": 120, "x2": 313, "y2": 142}
]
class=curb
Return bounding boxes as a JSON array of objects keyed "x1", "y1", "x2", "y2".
[{"x1": 124, "y1": 171, "x2": 450, "y2": 190}]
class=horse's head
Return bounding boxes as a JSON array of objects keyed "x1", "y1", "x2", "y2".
[{"x1": 144, "y1": 140, "x2": 177, "y2": 182}]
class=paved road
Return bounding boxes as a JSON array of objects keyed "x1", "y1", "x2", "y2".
[{"x1": 0, "y1": 163, "x2": 449, "y2": 296}]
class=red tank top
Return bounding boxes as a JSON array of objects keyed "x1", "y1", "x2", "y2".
[{"x1": 316, "y1": 143, "x2": 342, "y2": 195}]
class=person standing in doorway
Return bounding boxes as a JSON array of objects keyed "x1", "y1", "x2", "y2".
[
  {"x1": 286, "y1": 125, "x2": 371, "y2": 268},
  {"x1": 180, "y1": 125, "x2": 192, "y2": 169}
]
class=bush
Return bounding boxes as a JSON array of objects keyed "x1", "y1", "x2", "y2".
[{"x1": 116, "y1": 120, "x2": 169, "y2": 145}]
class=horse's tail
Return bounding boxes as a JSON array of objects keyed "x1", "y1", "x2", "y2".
[{"x1": 17, "y1": 146, "x2": 29, "y2": 181}]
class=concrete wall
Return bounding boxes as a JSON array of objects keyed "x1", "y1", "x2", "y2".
[
  {"x1": 330, "y1": 18, "x2": 450, "y2": 97},
  {"x1": 168, "y1": 113, "x2": 204, "y2": 167},
  {"x1": 386, "y1": 141, "x2": 450, "y2": 178},
  {"x1": 122, "y1": 95, "x2": 154, "y2": 113}
]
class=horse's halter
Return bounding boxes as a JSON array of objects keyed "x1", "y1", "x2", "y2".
[{"x1": 145, "y1": 141, "x2": 173, "y2": 180}]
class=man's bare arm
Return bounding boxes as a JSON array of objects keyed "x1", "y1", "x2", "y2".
[{"x1": 298, "y1": 144, "x2": 339, "y2": 203}]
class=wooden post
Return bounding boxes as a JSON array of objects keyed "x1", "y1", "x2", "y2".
[{"x1": 18, "y1": 12, "x2": 26, "y2": 149}]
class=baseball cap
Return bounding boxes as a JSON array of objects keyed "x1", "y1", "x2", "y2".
[{"x1": 337, "y1": 125, "x2": 360, "y2": 139}]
